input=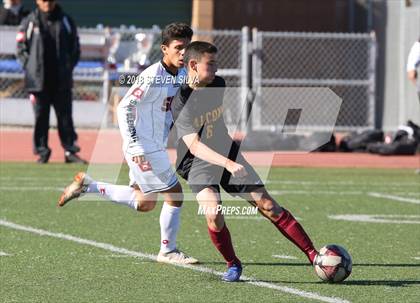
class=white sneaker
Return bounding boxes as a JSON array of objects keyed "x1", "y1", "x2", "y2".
[
  {"x1": 157, "y1": 249, "x2": 198, "y2": 265},
  {"x1": 58, "y1": 172, "x2": 91, "y2": 207}
]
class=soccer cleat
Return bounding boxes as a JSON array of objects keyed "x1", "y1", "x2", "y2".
[
  {"x1": 222, "y1": 264, "x2": 242, "y2": 282},
  {"x1": 308, "y1": 249, "x2": 319, "y2": 265},
  {"x1": 313, "y1": 253, "x2": 321, "y2": 266},
  {"x1": 157, "y1": 249, "x2": 199, "y2": 265},
  {"x1": 58, "y1": 172, "x2": 90, "y2": 207},
  {"x1": 37, "y1": 149, "x2": 51, "y2": 164},
  {"x1": 65, "y1": 151, "x2": 88, "y2": 164}
]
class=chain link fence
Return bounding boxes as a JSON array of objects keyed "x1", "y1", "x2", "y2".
[
  {"x1": 252, "y1": 31, "x2": 376, "y2": 131},
  {"x1": 1, "y1": 25, "x2": 375, "y2": 131},
  {"x1": 0, "y1": 25, "x2": 109, "y2": 102},
  {"x1": 196, "y1": 28, "x2": 249, "y2": 133},
  {"x1": 107, "y1": 27, "x2": 248, "y2": 131},
  {"x1": 0, "y1": 26, "x2": 25, "y2": 99}
]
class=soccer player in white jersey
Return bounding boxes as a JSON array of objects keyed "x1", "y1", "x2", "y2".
[
  {"x1": 407, "y1": 38, "x2": 420, "y2": 99},
  {"x1": 58, "y1": 23, "x2": 197, "y2": 265}
]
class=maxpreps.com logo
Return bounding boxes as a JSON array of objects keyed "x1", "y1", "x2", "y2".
[{"x1": 198, "y1": 205, "x2": 258, "y2": 216}]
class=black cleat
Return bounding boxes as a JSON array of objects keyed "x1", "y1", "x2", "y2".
[
  {"x1": 65, "y1": 152, "x2": 88, "y2": 164},
  {"x1": 37, "y1": 150, "x2": 51, "y2": 164}
]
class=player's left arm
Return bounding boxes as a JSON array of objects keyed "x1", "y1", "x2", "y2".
[
  {"x1": 407, "y1": 41, "x2": 420, "y2": 85},
  {"x1": 117, "y1": 77, "x2": 149, "y2": 161}
]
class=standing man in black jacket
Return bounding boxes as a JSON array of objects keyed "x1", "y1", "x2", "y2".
[
  {"x1": 0, "y1": 0, "x2": 29, "y2": 25},
  {"x1": 16, "y1": 0, "x2": 86, "y2": 163}
]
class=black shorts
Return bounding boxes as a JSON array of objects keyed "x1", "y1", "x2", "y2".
[{"x1": 187, "y1": 153, "x2": 264, "y2": 198}]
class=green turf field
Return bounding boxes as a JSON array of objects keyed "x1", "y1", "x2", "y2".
[{"x1": 1, "y1": 163, "x2": 419, "y2": 302}]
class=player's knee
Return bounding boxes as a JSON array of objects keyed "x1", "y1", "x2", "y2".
[
  {"x1": 258, "y1": 197, "x2": 282, "y2": 216},
  {"x1": 206, "y1": 212, "x2": 224, "y2": 231},
  {"x1": 207, "y1": 220, "x2": 223, "y2": 232},
  {"x1": 168, "y1": 200, "x2": 183, "y2": 207},
  {"x1": 165, "y1": 192, "x2": 184, "y2": 207},
  {"x1": 137, "y1": 201, "x2": 156, "y2": 212},
  {"x1": 163, "y1": 183, "x2": 184, "y2": 207},
  {"x1": 258, "y1": 197, "x2": 274, "y2": 211}
]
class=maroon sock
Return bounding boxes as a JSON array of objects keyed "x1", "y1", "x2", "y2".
[
  {"x1": 208, "y1": 224, "x2": 241, "y2": 267},
  {"x1": 274, "y1": 209, "x2": 318, "y2": 264}
]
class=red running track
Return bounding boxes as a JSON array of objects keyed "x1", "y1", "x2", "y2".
[{"x1": 1, "y1": 128, "x2": 419, "y2": 169}]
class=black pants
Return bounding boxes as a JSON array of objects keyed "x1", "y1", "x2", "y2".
[{"x1": 31, "y1": 89, "x2": 78, "y2": 156}]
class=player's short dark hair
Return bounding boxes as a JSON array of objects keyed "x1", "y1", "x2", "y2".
[
  {"x1": 184, "y1": 41, "x2": 218, "y2": 67},
  {"x1": 161, "y1": 22, "x2": 193, "y2": 46}
]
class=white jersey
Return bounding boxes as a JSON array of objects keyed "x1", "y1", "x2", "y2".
[
  {"x1": 118, "y1": 61, "x2": 187, "y2": 157},
  {"x1": 407, "y1": 41, "x2": 420, "y2": 72}
]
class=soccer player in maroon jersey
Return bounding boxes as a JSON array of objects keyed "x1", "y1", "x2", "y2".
[{"x1": 171, "y1": 41, "x2": 318, "y2": 282}]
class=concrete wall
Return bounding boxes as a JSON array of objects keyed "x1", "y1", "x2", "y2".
[
  {"x1": 20, "y1": 0, "x2": 192, "y2": 28},
  {"x1": 213, "y1": 0, "x2": 351, "y2": 32},
  {"x1": 403, "y1": 6, "x2": 420, "y2": 125},
  {"x1": 380, "y1": 1, "x2": 419, "y2": 131},
  {"x1": 0, "y1": 99, "x2": 108, "y2": 128}
]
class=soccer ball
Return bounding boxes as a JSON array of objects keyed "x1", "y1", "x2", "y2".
[{"x1": 314, "y1": 244, "x2": 352, "y2": 283}]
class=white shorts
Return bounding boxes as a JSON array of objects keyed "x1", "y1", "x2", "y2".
[{"x1": 126, "y1": 150, "x2": 178, "y2": 194}]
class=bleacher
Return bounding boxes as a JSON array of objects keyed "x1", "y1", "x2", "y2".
[
  {"x1": 0, "y1": 25, "x2": 112, "y2": 102},
  {"x1": 0, "y1": 25, "x2": 161, "y2": 127}
]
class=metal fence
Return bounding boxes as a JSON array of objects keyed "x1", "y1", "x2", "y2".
[
  {"x1": 0, "y1": 25, "x2": 110, "y2": 102},
  {"x1": 191, "y1": 28, "x2": 249, "y2": 132},
  {"x1": 252, "y1": 30, "x2": 376, "y2": 131},
  {"x1": 0, "y1": 25, "x2": 375, "y2": 131}
]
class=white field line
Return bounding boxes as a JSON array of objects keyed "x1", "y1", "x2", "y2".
[
  {"x1": 402, "y1": 193, "x2": 420, "y2": 197},
  {"x1": 412, "y1": 257, "x2": 420, "y2": 260},
  {"x1": 1, "y1": 186, "x2": 419, "y2": 210},
  {"x1": 0, "y1": 187, "x2": 368, "y2": 196},
  {"x1": 98, "y1": 254, "x2": 136, "y2": 258},
  {"x1": 199, "y1": 215, "x2": 302, "y2": 221},
  {"x1": 265, "y1": 180, "x2": 420, "y2": 186},
  {"x1": 270, "y1": 190, "x2": 419, "y2": 196},
  {"x1": 0, "y1": 219, "x2": 349, "y2": 303},
  {"x1": 368, "y1": 192, "x2": 420, "y2": 205},
  {"x1": 224, "y1": 216, "x2": 265, "y2": 220},
  {"x1": 0, "y1": 187, "x2": 361, "y2": 197},
  {"x1": 2, "y1": 176, "x2": 419, "y2": 187},
  {"x1": 272, "y1": 254, "x2": 298, "y2": 260},
  {"x1": 0, "y1": 187, "x2": 63, "y2": 191},
  {"x1": 328, "y1": 214, "x2": 420, "y2": 224},
  {"x1": 0, "y1": 176, "x2": 70, "y2": 181},
  {"x1": 0, "y1": 251, "x2": 12, "y2": 256},
  {"x1": 269, "y1": 190, "x2": 363, "y2": 196}
]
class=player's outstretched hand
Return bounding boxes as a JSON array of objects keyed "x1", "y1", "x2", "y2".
[{"x1": 226, "y1": 160, "x2": 248, "y2": 178}]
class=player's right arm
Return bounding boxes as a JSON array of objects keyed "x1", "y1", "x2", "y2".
[
  {"x1": 407, "y1": 41, "x2": 420, "y2": 85},
  {"x1": 117, "y1": 76, "x2": 149, "y2": 163},
  {"x1": 182, "y1": 133, "x2": 247, "y2": 177},
  {"x1": 173, "y1": 84, "x2": 247, "y2": 177}
]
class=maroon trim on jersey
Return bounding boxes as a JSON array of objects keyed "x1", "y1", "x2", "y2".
[{"x1": 160, "y1": 60, "x2": 178, "y2": 76}]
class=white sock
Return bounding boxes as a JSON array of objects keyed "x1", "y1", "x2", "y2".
[
  {"x1": 86, "y1": 182, "x2": 138, "y2": 210},
  {"x1": 159, "y1": 202, "x2": 181, "y2": 253}
]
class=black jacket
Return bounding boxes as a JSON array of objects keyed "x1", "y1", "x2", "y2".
[
  {"x1": 0, "y1": 5, "x2": 29, "y2": 25},
  {"x1": 16, "y1": 5, "x2": 80, "y2": 92}
]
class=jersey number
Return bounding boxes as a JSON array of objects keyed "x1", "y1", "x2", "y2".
[
  {"x1": 161, "y1": 96, "x2": 174, "y2": 112},
  {"x1": 139, "y1": 160, "x2": 152, "y2": 172},
  {"x1": 206, "y1": 124, "x2": 213, "y2": 139}
]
